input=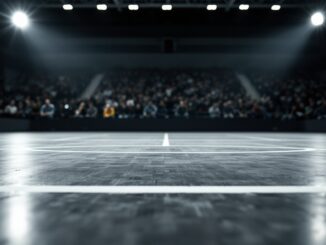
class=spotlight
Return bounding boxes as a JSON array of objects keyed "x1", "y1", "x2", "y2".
[
  {"x1": 311, "y1": 12, "x2": 324, "y2": 26},
  {"x1": 239, "y1": 4, "x2": 249, "y2": 10},
  {"x1": 97, "y1": 4, "x2": 107, "y2": 11},
  {"x1": 11, "y1": 11, "x2": 29, "y2": 29},
  {"x1": 128, "y1": 4, "x2": 139, "y2": 11},
  {"x1": 162, "y1": 4, "x2": 172, "y2": 11},
  {"x1": 63, "y1": 4, "x2": 73, "y2": 10},
  {"x1": 271, "y1": 5, "x2": 281, "y2": 11},
  {"x1": 207, "y1": 4, "x2": 217, "y2": 11}
]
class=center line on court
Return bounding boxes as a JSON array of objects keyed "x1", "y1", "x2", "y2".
[
  {"x1": 162, "y1": 133, "x2": 170, "y2": 147},
  {"x1": 1, "y1": 185, "x2": 326, "y2": 194}
]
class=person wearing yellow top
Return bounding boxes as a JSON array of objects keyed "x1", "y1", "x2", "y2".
[{"x1": 103, "y1": 103, "x2": 115, "y2": 118}]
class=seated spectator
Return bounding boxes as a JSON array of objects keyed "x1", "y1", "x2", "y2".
[
  {"x1": 5, "y1": 100, "x2": 18, "y2": 116},
  {"x1": 23, "y1": 98, "x2": 33, "y2": 118},
  {"x1": 157, "y1": 100, "x2": 169, "y2": 118},
  {"x1": 208, "y1": 103, "x2": 221, "y2": 118},
  {"x1": 40, "y1": 99, "x2": 55, "y2": 118},
  {"x1": 222, "y1": 101, "x2": 235, "y2": 118},
  {"x1": 103, "y1": 102, "x2": 115, "y2": 118},
  {"x1": 175, "y1": 100, "x2": 189, "y2": 118},
  {"x1": 125, "y1": 99, "x2": 136, "y2": 118},
  {"x1": 86, "y1": 101, "x2": 98, "y2": 118},
  {"x1": 143, "y1": 101, "x2": 158, "y2": 118}
]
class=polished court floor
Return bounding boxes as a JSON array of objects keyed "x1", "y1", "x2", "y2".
[{"x1": 0, "y1": 132, "x2": 325, "y2": 245}]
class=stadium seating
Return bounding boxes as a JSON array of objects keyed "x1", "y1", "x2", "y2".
[{"x1": 1, "y1": 70, "x2": 325, "y2": 120}]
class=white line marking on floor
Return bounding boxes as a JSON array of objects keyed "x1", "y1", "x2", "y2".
[
  {"x1": 242, "y1": 136, "x2": 282, "y2": 141},
  {"x1": 31, "y1": 145, "x2": 307, "y2": 149},
  {"x1": 162, "y1": 133, "x2": 170, "y2": 147},
  {"x1": 26, "y1": 148, "x2": 315, "y2": 154},
  {"x1": 51, "y1": 137, "x2": 87, "y2": 141},
  {"x1": 1, "y1": 185, "x2": 326, "y2": 194},
  {"x1": 240, "y1": 136, "x2": 322, "y2": 142}
]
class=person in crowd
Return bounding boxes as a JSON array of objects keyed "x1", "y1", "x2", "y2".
[
  {"x1": 40, "y1": 98, "x2": 55, "y2": 118},
  {"x1": 4, "y1": 100, "x2": 18, "y2": 116},
  {"x1": 222, "y1": 101, "x2": 235, "y2": 118},
  {"x1": 103, "y1": 102, "x2": 115, "y2": 118},
  {"x1": 208, "y1": 102, "x2": 221, "y2": 118},
  {"x1": 157, "y1": 100, "x2": 169, "y2": 118},
  {"x1": 315, "y1": 100, "x2": 326, "y2": 119},
  {"x1": 125, "y1": 99, "x2": 136, "y2": 118},
  {"x1": 143, "y1": 101, "x2": 158, "y2": 118},
  {"x1": 86, "y1": 101, "x2": 98, "y2": 118},
  {"x1": 117, "y1": 101, "x2": 128, "y2": 119},
  {"x1": 175, "y1": 100, "x2": 189, "y2": 118},
  {"x1": 23, "y1": 98, "x2": 33, "y2": 118}
]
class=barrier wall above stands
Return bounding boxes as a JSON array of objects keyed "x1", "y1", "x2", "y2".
[
  {"x1": 0, "y1": 118, "x2": 325, "y2": 132},
  {"x1": 0, "y1": 118, "x2": 30, "y2": 131}
]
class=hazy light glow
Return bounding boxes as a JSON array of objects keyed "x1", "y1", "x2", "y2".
[
  {"x1": 239, "y1": 4, "x2": 249, "y2": 10},
  {"x1": 63, "y1": 4, "x2": 73, "y2": 10},
  {"x1": 6, "y1": 134, "x2": 32, "y2": 185},
  {"x1": 11, "y1": 11, "x2": 29, "y2": 29},
  {"x1": 128, "y1": 4, "x2": 139, "y2": 11},
  {"x1": 162, "y1": 4, "x2": 172, "y2": 11},
  {"x1": 207, "y1": 4, "x2": 217, "y2": 11},
  {"x1": 311, "y1": 12, "x2": 324, "y2": 26},
  {"x1": 312, "y1": 213, "x2": 326, "y2": 241},
  {"x1": 271, "y1": 5, "x2": 281, "y2": 11},
  {"x1": 7, "y1": 195, "x2": 29, "y2": 243},
  {"x1": 97, "y1": 4, "x2": 107, "y2": 10}
]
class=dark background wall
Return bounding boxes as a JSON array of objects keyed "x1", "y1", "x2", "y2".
[
  {"x1": 1, "y1": 7, "x2": 325, "y2": 73},
  {"x1": 1, "y1": 118, "x2": 326, "y2": 132}
]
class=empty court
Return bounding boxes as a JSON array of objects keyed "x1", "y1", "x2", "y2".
[{"x1": 0, "y1": 132, "x2": 325, "y2": 245}]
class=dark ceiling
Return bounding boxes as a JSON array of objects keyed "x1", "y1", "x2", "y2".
[
  {"x1": 1, "y1": 0, "x2": 325, "y2": 9},
  {"x1": 0, "y1": 0, "x2": 325, "y2": 72}
]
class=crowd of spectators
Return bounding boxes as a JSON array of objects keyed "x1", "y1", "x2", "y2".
[
  {"x1": 250, "y1": 73, "x2": 326, "y2": 120},
  {"x1": 0, "y1": 74, "x2": 90, "y2": 119},
  {"x1": 0, "y1": 69, "x2": 325, "y2": 120}
]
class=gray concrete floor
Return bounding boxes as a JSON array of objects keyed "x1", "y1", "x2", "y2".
[{"x1": 0, "y1": 132, "x2": 325, "y2": 245}]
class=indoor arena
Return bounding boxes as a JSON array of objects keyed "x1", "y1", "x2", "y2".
[{"x1": 0, "y1": 1, "x2": 326, "y2": 244}]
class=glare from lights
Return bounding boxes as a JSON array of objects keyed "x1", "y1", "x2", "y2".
[
  {"x1": 239, "y1": 4, "x2": 249, "y2": 10},
  {"x1": 97, "y1": 4, "x2": 107, "y2": 11},
  {"x1": 162, "y1": 4, "x2": 172, "y2": 11},
  {"x1": 128, "y1": 4, "x2": 139, "y2": 11},
  {"x1": 207, "y1": 4, "x2": 217, "y2": 11},
  {"x1": 311, "y1": 12, "x2": 324, "y2": 26},
  {"x1": 63, "y1": 4, "x2": 73, "y2": 10},
  {"x1": 11, "y1": 11, "x2": 29, "y2": 30},
  {"x1": 271, "y1": 5, "x2": 281, "y2": 11}
]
